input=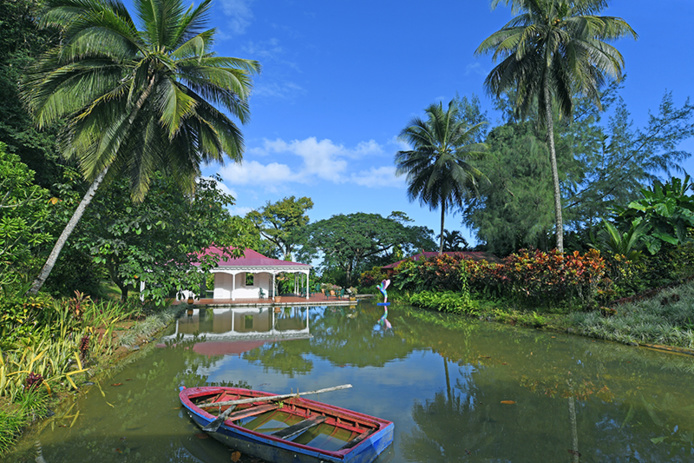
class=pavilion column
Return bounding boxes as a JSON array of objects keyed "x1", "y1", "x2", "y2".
[
  {"x1": 272, "y1": 272, "x2": 276, "y2": 301},
  {"x1": 232, "y1": 271, "x2": 236, "y2": 301},
  {"x1": 305, "y1": 271, "x2": 310, "y2": 299}
]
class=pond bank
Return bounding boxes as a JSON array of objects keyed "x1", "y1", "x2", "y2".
[{"x1": 0, "y1": 305, "x2": 182, "y2": 457}]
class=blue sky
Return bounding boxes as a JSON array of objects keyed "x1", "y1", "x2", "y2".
[{"x1": 192, "y1": 0, "x2": 694, "y2": 244}]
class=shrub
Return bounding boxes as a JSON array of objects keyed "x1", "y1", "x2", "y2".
[
  {"x1": 358, "y1": 266, "x2": 388, "y2": 290},
  {"x1": 409, "y1": 290, "x2": 478, "y2": 316}
]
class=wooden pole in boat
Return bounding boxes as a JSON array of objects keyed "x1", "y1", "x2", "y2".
[{"x1": 201, "y1": 384, "x2": 352, "y2": 432}]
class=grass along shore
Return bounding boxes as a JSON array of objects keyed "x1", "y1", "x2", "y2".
[
  {"x1": 403, "y1": 279, "x2": 694, "y2": 354},
  {"x1": 0, "y1": 304, "x2": 181, "y2": 457}
]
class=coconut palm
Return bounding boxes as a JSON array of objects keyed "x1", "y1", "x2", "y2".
[
  {"x1": 23, "y1": 0, "x2": 260, "y2": 294},
  {"x1": 395, "y1": 101, "x2": 487, "y2": 254},
  {"x1": 476, "y1": 0, "x2": 636, "y2": 252}
]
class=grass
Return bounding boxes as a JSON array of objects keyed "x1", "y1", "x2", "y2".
[
  {"x1": 565, "y1": 281, "x2": 694, "y2": 348},
  {"x1": 0, "y1": 300, "x2": 181, "y2": 457}
]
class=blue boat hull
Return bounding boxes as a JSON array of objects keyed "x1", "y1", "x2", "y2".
[{"x1": 180, "y1": 386, "x2": 394, "y2": 463}]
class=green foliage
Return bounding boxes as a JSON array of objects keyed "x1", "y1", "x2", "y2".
[
  {"x1": 306, "y1": 212, "x2": 435, "y2": 286},
  {"x1": 477, "y1": 0, "x2": 636, "y2": 251},
  {"x1": 616, "y1": 176, "x2": 694, "y2": 255},
  {"x1": 0, "y1": 145, "x2": 53, "y2": 289},
  {"x1": 246, "y1": 196, "x2": 313, "y2": 260},
  {"x1": 22, "y1": 0, "x2": 260, "y2": 295},
  {"x1": 569, "y1": 282, "x2": 694, "y2": 348},
  {"x1": 396, "y1": 99, "x2": 488, "y2": 253},
  {"x1": 409, "y1": 290, "x2": 478, "y2": 316},
  {"x1": 358, "y1": 266, "x2": 389, "y2": 291},
  {"x1": 24, "y1": 0, "x2": 260, "y2": 201},
  {"x1": 463, "y1": 121, "x2": 556, "y2": 255},
  {"x1": 76, "y1": 174, "x2": 256, "y2": 305},
  {"x1": 491, "y1": 309, "x2": 548, "y2": 329},
  {"x1": 0, "y1": 0, "x2": 63, "y2": 190}
]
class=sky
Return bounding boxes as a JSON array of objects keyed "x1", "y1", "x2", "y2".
[{"x1": 187, "y1": 0, "x2": 694, "y2": 245}]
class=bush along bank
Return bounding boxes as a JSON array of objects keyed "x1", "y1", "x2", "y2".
[
  {"x1": 389, "y1": 249, "x2": 694, "y2": 351},
  {"x1": 0, "y1": 292, "x2": 180, "y2": 456}
]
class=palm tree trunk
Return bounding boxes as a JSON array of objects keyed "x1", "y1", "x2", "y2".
[
  {"x1": 544, "y1": 84, "x2": 564, "y2": 252},
  {"x1": 26, "y1": 166, "x2": 110, "y2": 296},
  {"x1": 27, "y1": 75, "x2": 158, "y2": 297},
  {"x1": 439, "y1": 200, "x2": 445, "y2": 254}
]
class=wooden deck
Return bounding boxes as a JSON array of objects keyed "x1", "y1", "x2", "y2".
[{"x1": 182, "y1": 293, "x2": 368, "y2": 307}]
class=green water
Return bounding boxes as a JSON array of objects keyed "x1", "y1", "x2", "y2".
[{"x1": 5, "y1": 303, "x2": 694, "y2": 462}]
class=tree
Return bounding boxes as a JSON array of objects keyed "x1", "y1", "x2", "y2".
[
  {"x1": 463, "y1": 87, "x2": 694, "y2": 255},
  {"x1": 246, "y1": 196, "x2": 314, "y2": 260},
  {"x1": 464, "y1": 122, "x2": 557, "y2": 255},
  {"x1": 564, "y1": 89, "x2": 694, "y2": 228},
  {"x1": 395, "y1": 100, "x2": 487, "y2": 254},
  {"x1": 305, "y1": 212, "x2": 435, "y2": 286},
  {"x1": 74, "y1": 174, "x2": 258, "y2": 304},
  {"x1": 0, "y1": 143, "x2": 53, "y2": 289},
  {"x1": 23, "y1": 0, "x2": 260, "y2": 295},
  {"x1": 0, "y1": 0, "x2": 64, "y2": 190},
  {"x1": 438, "y1": 230, "x2": 470, "y2": 252},
  {"x1": 476, "y1": 0, "x2": 636, "y2": 252}
]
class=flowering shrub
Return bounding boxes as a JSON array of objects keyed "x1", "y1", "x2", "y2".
[
  {"x1": 391, "y1": 249, "x2": 613, "y2": 309},
  {"x1": 499, "y1": 249, "x2": 609, "y2": 305},
  {"x1": 359, "y1": 266, "x2": 389, "y2": 289}
]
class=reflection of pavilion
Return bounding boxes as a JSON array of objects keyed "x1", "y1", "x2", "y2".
[{"x1": 161, "y1": 307, "x2": 311, "y2": 342}]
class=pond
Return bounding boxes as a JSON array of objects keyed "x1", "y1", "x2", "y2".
[{"x1": 4, "y1": 302, "x2": 694, "y2": 462}]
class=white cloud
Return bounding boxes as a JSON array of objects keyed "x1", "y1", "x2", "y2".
[
  {"x1": 252, "y1": 81, "x2": 305, "y2": 100},
  {"x1": 218, "y1": 160, "x2": 295, "y2": 185},
  {"x1": 219, "y1": 0, "x2": 255, "y2": 36},
  {"x1": 351, "y1": 166, "x2": 406, "y2": 188},
  {"x1": 242, "y1": 38, "x2": 284, "y2": 61},
  {"x1": 389, "y1": 135, "x2": 410, "y2": 152},
  {"x1": 221, "y1": 137, "x2": 400, "y2": 191},
  {"x1": 465, "y1": 62, "x2": 488, "y2": 77}
]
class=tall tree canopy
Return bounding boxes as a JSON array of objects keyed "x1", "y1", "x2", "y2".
[
  {"x1": 246, "y1": 196, "x2": 314, "y2": 260},
  {"x1": 476, "y1": 0, "x2": 636, "y2": 252},
  {"x1": 23, "y1": 0, "x2": 260, "y2": 294},
  {"x1": 395, "y1": 100, "x2": 487, "y2": 254},
  {"x1": 305, "y1": 212, "x2": 435, "y2": 286}
]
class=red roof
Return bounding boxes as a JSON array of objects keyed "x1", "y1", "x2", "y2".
[
  {"x1": 195, "y1": 246, "x2": 311, "y2": 268},
  {"x1": 382, "y1": 251, "x2": 500, "y2": 269}
]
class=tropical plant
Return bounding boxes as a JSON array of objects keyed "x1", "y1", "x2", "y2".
[
  {"x1": 438, "y1": 229, "x2": 469, "y2": 252},
  {"x1": 395, "y1": 100, "x2": 488, "y2": 254},
  {"x1": 23, "y1": 0, "x2": 260, "y2": 295},
  {"x1": 476, "y1": 0, "x2": 636, "y2": 252},
  {"x1": 616, "y1": 175, "x2": 694, "y2": 255},
  {"x1": 590, "y1": 218, "x2": 646, "y2": 261}
]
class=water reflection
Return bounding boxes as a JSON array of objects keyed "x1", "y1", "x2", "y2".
[
  {"x1": 163, "y1": 306, "x2": 311, "y2": 340},
  {"x1": 4, "y1": 303, "x2": 694, "y2": 462}
]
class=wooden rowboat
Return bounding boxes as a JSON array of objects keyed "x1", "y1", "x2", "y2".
[{"x1": 179, "y1": 386, "x2": 394, "y2": 463}]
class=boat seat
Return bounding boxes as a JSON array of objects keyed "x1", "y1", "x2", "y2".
[
  {"x1": 340, "y1": 428, "x2": 375, "y2": 449},
  {"x1": 227, "y1": 403, "x2": 278, "y2": 421},
  {"x1": 272, "y1": 415, "x2": 327, "y2": 440}
]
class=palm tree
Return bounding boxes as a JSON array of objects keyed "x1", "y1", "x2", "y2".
[
  {"x1": 476, "y1": 0, "x2": 636, "y2": 252},
  {"x1": 395, "y1": 101, "x2": 487, "y2": 254},
  {"x1": 23, "y1": 0, "x2": 260, "y2": 295}
]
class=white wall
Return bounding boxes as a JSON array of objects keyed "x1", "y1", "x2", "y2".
[{"x1": 213, "y1": 272, "x2": 273, "y2": 299}]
